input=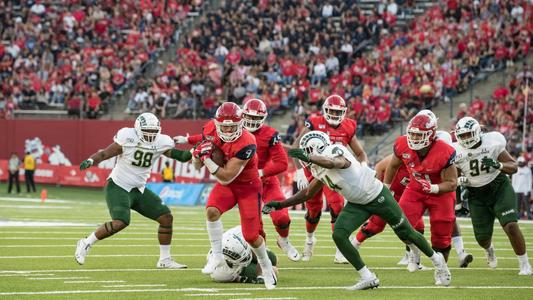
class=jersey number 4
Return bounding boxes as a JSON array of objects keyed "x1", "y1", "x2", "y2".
[
  {"x1": 132, "y1": 150, "x2": 153, "y2": 168},
  {"x1": 469, "y1": 158, "x2": 490, "y2": 176}
]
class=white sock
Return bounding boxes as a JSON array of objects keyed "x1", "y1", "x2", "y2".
[
  {"x1": 452, "y1": 236, "x2": 464, "y2": 255},
  {"x1": 518, "y1": 253, "x2": 529, "y2": 264},
  {"x1": 85, "y1": 232, "x2": 99, "y2": 246},
  {"x1": 159, "y1": 245, "x2": 171, "y2": 261},
  {"x1": 306, "y1": 232, "x2": 314, "y2": 242},
  {"x1": 358, "y1": 266, "x2": 373, "y2": 279},
  {"x1": 352, "y1": 237, "x2": 361, "y2": 247},
  {"x1": 485, "y1": 243, "x2": 494, "y2": 254},
  {"x1": 430, "y1": 253, "x2": 442, "y2": 265},
  {"x1": 206, "y1": 220, "x2": 223, "y2": 256},
  {"x1": 251, "y1": 240, "x2": 272, "y2": 272},
  {"x1": 279, "y1": 236, "x2": 289, "y2": 243}
]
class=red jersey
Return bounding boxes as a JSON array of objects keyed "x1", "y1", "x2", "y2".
[
  {"x1": 390, "y1": 164, "x2": 410, "y2": 200},
  {"x1": 305, "y1": 116, "x2": 357, "y2": 146},
  {"x1": 252, "y1": 125, "x2": 288, "y2": 179},
  {"x1": 393, "y1": 136, "x2": 456, "y2": 194},
  {"x1": 190, "y1": 120, "x2": 259, "y2": 183}
]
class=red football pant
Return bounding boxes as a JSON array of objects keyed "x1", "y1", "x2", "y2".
[
  {"x1": 399, "y1": 188, "x2": 455, "y2": 249},
  {"x1": 356, "y1": 193, "x2": 425, "y2": 243},
  {"x1": 262, "y1": 177, "x2": 291, "y2": 238},
  {"x1": 206, "y1": 179, "x2": 265, "y2": 244}
]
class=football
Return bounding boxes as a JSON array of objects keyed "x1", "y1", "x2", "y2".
[{"x1": 210, "y1": 144, "x2": 225, "y2": 167}]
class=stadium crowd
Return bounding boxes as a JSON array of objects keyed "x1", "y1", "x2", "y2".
[{"x1": 0, "y1": 0, "x2": 203, "y2": 119}]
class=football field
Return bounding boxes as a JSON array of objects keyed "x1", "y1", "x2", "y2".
[{"x1": 0, "y1": 184, "x2": 532, "y2": 300}]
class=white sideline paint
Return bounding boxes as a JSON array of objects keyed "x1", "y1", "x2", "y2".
[
  {"x1": 0, "y1": 274, "x2": 54, "y2": 277},
  {"x1": 0, "y1": 205, "x2": 72, "y2": 209},
  {"x1": 0, "y1": 197, "x2": 70, "y2": 203},
  {"x1": 28, "y1": 277, "x2": 90, "y2": 280},
  {"x1": 185, "y1": 293, "x2": 251, "y2": 297},
  {"x1": 64, "y1": 280, "x2": 125, "y2": 284},
  {"x1": 1, "y1": 286, "x2": 533, "y2": 296},
  {"x1": 0, "y1": 221, "x2": 96, "y2": 227},
  {"x1": 101, "y1": 284, "x2": 167, "y2": 288}
]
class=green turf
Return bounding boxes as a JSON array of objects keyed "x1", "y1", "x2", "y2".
[{"x1": 0, "y1": 183, "x2": 532, "y2": 299}]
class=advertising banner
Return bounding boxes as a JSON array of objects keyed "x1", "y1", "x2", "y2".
[{"x1": 146, "y1": 183, "x2": 206, "y2": 206}]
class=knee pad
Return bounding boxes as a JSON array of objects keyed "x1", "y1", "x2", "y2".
[
  {"x1": 275, "y1": 220, "x2": 291, "y2": 230},
  {"x1": 360, "y1": 222, "x2": 377, "y2": 238},
  {"x1": 430, "y1": 220, "x2": 454, "y2": 249},
  {"x1": 158, "y1": 224, "x2": 173, "y2": 235},
  {"x1": 305, "y1": 211, "x2": 322, "y2": 224}
]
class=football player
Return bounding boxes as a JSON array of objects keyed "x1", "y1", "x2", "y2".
[
  {"x1": 75, "y1": 112, "x2": 191, "y2": 269},
  {"x1": 384, "y1": 114, "x2": 458, "y2": 268},
  {"x1": 293, "y1": 94, "x2": 368, "y2": 263},
  {"x1": 208, "y1": 226, "x2": 279, "y2": 284},
  {"x1": 192, "y1": 102, "x2": 277, "y2": 290},
  {"x1": 264, "y1": 131, "x2": 451, "y2": 289},
  {"x1": 454, "y1": 117, "x2": 532, "y2": 275},
  {"x1": 242, "y1": 99, "x2": 301, "y2": 261}
]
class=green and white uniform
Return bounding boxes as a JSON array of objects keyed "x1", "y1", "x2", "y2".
[
  {"x1": 453, "y1": 131, "x2": 518, "y2": 242},
  {"x1": 314, "y1": 145, "x2": 435, "y2": 270},
  {"x1": 106, "y1": 127, "x2": 174, "y2": 224}
]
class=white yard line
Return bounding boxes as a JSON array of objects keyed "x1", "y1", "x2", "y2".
[
  {"x1": 0, "y1": 274, "x2": 55, "y2": 277},
  {"x1": 0, "y1": 221, "x2": 97, "y2": 227},
  {"x1": 0, "y1": 205, "x2": 72, "y2": 209},
  {"x1": 0, "y1": 197, "x2": 71, "y2": 203},
  {"x1": 28, "y1": 277, "x2": 90, "y2": 280},
  {"x1": 229, "y1": 298, "x2": 297, "y2": 300},
  {"x1": 101, "y1": 284, "x2": 166, "y2": 288},
  {"x1": 185, "y1": 293, "x2": 251, "y2": 297},
  {"x1": 64, "y1": 280, "x2": 125, "y2": 284},
  {"x1": 1, "y1": 286, "x2": 532, "y2": 296}
]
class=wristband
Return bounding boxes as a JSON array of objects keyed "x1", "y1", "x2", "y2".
[
  {"x1": 203, "y1": 158, "x2": 220, "y2": 175},
  {"x1": 258, "y1": 169, "x2": 264, "y2": 177},
  {"x1": 384, "y1": 183, "x2": 391, "y2": 189},
  {"x1": 87, "y1": 158, "x2": 94, "y2": 165},
  {"x1": 429, "y1": 184, "x2": 440, "y2": 194},
  {"x1": 498, "y1": 162, "x2": 503, "y2": 170}
]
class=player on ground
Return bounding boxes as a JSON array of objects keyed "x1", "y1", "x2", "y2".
[
  {"x1": 242, "y1": 99, "x2": 301, "y2": 261},
  {"x1": 208, "y1": 226, "x2": 279, "y2": 284},
  {"x1": 193, "y1": 102, "x2": 277, "y2": 289},
  {"x1": 454, "y1": 117, "x2": 532, "y2": 275},
  {"x1": 384, "y1": 114, "x2": 458, "y2": 271},
  {"x1": 75, "y1": 113, "x2": 191, "y2": 269},
  {"x1": 293, "y1": 94, "x2": 368, "y2": 263},
  {"x1": 264, "y1": 131, "x2": 451, "y2": 289}
]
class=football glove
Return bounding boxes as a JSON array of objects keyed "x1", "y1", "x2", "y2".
[
  {"x1": 288, "y1": 149, "x2": 310, "y2": 163},
  {"x1": 416, "y1": 178, "x2": 439, "y2": 194},
  {"x1": 294, "y1": 168, "x2": 309, "y2": 190},
  {"x1": 481, "y1": 157, "x2": 502, "y2": 170},
  {"x1": 457, "y1": 176, "x2": 469, "y2": 186},
  {"x1": 262, "y1": 202, "x2": 282, "y2": 214},
  {"x1": 455, "y1": 202, "x2": 470, "y2": 216},
  {"x1": 173, "y1": 134, "x2": 189, "y2": 144},
  {"x1": 192, "y1": 140, "x2": 213, "y2": 161},
  {"x1": 80, "y1": 158, "x2": 94, "y2": 171}
]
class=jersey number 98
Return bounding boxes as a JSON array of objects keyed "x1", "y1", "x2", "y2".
[{"x1": 132, "y1": 150, "x2": 153, "y2": 168}]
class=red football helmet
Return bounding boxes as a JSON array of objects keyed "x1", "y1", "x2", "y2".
[
  {"x1": 214, "y1": 102, "x2": 243, "y2": 142},
  {"x1": 242, "y1": 98, "x2": 267, "y2": 132},
  {"x1": 406, "y1": 114, "x2": 437, "y2": 150},
  {"x1": 322, "y1": 94, "x2": 347, "y2": 126}
]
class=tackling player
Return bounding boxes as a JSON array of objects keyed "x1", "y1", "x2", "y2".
[
  {"x1": 192, "y1": 102, "x2": 277, "y2": 289},
  {"x1": 384, "y1": 114, "x2": 458, "y2": 268},
  {"x1": 293, "y1": 94, "x2": 368, "y2": 263},
  {"x1": 242, "y1": 99, "x2": 301, "y2": 261},
  {"x1": 208, "y1": 226, "x2": 279, "y2": 284},
  {"x1": 454, "y1": 117, "x2": 532, "y2": 275},
  {"x1": 75, "y1": 113, "x2": 191, "y2": 269},
  {"x1": 264, "y1": 131, "x2": 451, "y2": 289}
]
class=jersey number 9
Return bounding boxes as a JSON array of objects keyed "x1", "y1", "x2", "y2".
[{"x1": 132, "y1": 150, "x2": 153, "y2": 168}]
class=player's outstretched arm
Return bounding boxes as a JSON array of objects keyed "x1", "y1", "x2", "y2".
[
  {"x1": 384, "y1": 153, "x2": 403, "y2": 186},
  {"x1": 374, "y1": 154, "x2": 392, "y2": 182},
  {"x1": 349, "y1": 136, "x2": 368, "y2": 165},
  {"x1": 265, "y1": 179, "x2": 324, "y2": 213},
  {"x1": 309, "y1": 154, "x2": 350, "y2": 169},
  {"x1": 80, "y1": 142, "x2": 122, "y2": 170},
  {"x1": 163, "y1": 149, "x2": 192, "y2": 162}
]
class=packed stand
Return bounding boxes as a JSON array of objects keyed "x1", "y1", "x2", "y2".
[{"x1": 0, "y1": 0, "x2": 203, "y2": 119}]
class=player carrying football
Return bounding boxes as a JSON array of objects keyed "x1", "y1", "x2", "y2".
[
  {"x1": 191, "y1": 102, "x2": 277, "y2": 289},
  {"x1": 241, "y1": 98, "x2": 301, "y2": 261},
  {"x1": 293, "y1": 94, "x2": 368, "y2": 263},
  {"x1": 75, "y1": 112, "x2": 191, "y2": 269},
  {"x1": 453, "y1": 117, "x2": 532, "y2": 275},
  {"x1": 264, "y1": 131, "x2": 451, "y2": 289}
]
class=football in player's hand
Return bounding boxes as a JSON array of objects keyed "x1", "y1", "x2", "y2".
[{"x1": 210, "y1": 144, "x2": 225, "y2": 167}]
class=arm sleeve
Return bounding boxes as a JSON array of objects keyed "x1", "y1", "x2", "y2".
[
  {"x1": 444, "y1": 150, "x2": 457, "y2": 168},
  {"x1": 235, "y1": 144, "x2": 256, "y2": 160},
  {"x1": 304, "y1": 119, "x2": 314, "y2": 130},
  {"x1": 261, "y1": 142, "x2": 288, "y2": 177},
  {"x1": 187, "y1": 134, "x2": 203, "y2": 145},
  {"x1": 169, "y1": 149, "x2": 192, "y2": 162}
]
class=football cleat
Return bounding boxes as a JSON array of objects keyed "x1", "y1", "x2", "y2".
[
  {"x1": 433, "y1": 252, "x2": 451, "y2": 286},
  {"x1": 397, "y1": 251, "x2": 409, "y2": 265},
  {"x1": 301, "y1": 237, "x2": 317, "y2": 262},
  {"x1": 75, "y1": 238, "x2": 91, "y2": 265},
  {"x1": 407, "y1": 249, "x2": 421, "y2": 272},
  {"x1": 261, "y1": 267, "x2": 277, "y2": 290},
  {"x1": 202, "y1": 254, "x2": 226, "y2": 275},
  {"x1": 485, "y1": 247, "x2": 497, "y2": 269},
  {"x1": 518, "y1": 260, "x2": 532, "y2": 275},
  {"x1": 346, "y1": 274, "x2": 380, "y2": 290},
  {"x1": 334, "y1": 247, "x2": 349, "y2": 264},
  {"x1": 157, "y1": 258, "x2": 187, "y2": 269},
  {"x1": 277, "y1": 237, "x2": 301, "y2": 262},
  {"x1": 458, "y1": 252, "x2": 474, "y2": 268}
]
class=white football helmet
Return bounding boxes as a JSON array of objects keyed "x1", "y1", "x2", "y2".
[
  {"x1": 455, "y1": 117, "x2": 481, "y2": 149},
  {"x1": 134, "y1": 112, "x2": 161, "y2": 143},
  {"x1": 299, "y1": 131, "x2": 331, "y2": 156},
  {"x1": 221, "y1": 226, "x2": 252, "y2": 268}
]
